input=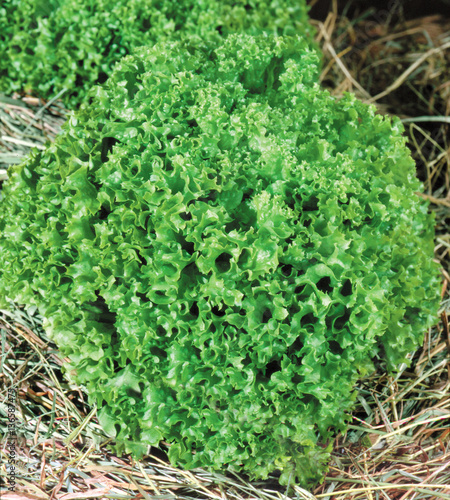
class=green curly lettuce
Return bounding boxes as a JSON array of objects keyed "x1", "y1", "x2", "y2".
[
  {"x1": 0, "y1": 0, "x2": 314, "y2": 106},
  {"x1": 0, "y1": 34, "x2": 439, "y2": 486}
]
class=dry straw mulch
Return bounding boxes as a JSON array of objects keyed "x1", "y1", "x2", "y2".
[
  {"x1": 1, "y1": 1, "x2": 450, "y2": 498},
  {"x1": 0, "y1": 90, "x2": 67, "y2": 177}
]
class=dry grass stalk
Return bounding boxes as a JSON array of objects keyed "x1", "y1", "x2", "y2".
[{"x1": 0, "y1": 91, "x2": 67, "y2": 172}]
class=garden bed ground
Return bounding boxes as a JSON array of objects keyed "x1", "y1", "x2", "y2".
[{"x1": 1, "y1": 1, "x2": 449, "y2": 499}]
